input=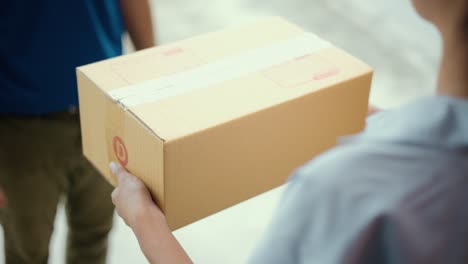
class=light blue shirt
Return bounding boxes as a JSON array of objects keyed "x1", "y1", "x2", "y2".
[{"x1": 250, "y1": 95, "x2": 468, "y2": 264}]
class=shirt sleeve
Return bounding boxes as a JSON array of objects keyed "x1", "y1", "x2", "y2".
[{"x1": 247, "y1": 171, "x2": 320, "y2": 264}]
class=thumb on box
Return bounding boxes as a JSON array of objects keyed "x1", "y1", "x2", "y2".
[{"x1": 110, "y1": 162, "x2": 127, "y2": 184}]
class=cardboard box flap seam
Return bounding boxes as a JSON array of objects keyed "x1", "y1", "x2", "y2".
[
  {"x1": 126, "y1": 106, "x2": 166, "y2": 143},
  {"x1": 83, "y1": 71, "x2": 167, "y2": 144}
]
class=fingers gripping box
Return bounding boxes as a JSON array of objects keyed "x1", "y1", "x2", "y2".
[{"x1": 77, "y1": 17, "x2": 373, "y2": 230}]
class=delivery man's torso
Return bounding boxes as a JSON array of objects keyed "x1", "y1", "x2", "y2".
[{"x1": 0, "y1": 0, "x2": 124, "y2": 114}]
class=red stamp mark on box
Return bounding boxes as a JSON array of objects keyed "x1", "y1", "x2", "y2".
[
  {"x1": 163, "y1": 47, "x2": 184, "y2": 56},
  {"x1": 262, "y1": 54, "x2": 341, "y2": 88},
  {"x1": 113, "y1": 136, "x2": 128, "y2": 167},
  {"x1": 313, "y1": 68, "x2": 341, "y2": 81}
]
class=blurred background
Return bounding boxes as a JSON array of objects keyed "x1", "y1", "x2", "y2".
[
  {"x1": 150, "y1": 0, "x2": 442, "y2": 108},
  {"x1": 0, "y1": 0, "x2": 441, "y2": 263}
]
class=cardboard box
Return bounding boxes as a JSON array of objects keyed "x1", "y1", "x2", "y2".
[{"x1": 77, "y1": 17, "x2": 372, "y2": 230}]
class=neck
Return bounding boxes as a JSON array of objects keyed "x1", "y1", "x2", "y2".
[{"x1": 437, "y1": 32, "x2": 468, "y2": 98}]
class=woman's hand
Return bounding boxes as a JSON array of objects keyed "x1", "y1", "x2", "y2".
[
  {"x1": 110, "y1": 162, "x2": 163, "y2": 228},
  {"x1": 109, "y1": 162, "x2": 192, "y2": 264},
  {"x1": 368, "y1": 104, "x2": 381, "y2": 116}
]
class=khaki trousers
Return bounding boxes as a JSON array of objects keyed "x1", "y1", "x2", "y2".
[{"x1": 0, "y1": 113, "x2": 114, "y2": 264}]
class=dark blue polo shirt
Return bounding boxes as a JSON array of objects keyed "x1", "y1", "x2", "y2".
[{"x1": 0, "y1": 0, "x2": 124, "y2": 114}]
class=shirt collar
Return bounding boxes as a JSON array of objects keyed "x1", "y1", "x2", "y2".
[{"x1": 353, "y1": 95, "x2": 468, "y2": 149}]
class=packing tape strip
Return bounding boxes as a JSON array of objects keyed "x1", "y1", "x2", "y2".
[{"x1": 108, "y1": 33, "x2": 333, "y2": 107}]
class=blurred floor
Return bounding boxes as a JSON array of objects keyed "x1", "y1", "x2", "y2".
[{"x1": 0, "y1": 0, "x2": 441, "y2": 263}]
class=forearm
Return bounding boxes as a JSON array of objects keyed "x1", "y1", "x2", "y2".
[
  {"x1": 367, "y1": 104, "x2": 381, "y2": 116},
  {"x1": 119, "y1": 0, "x2": 156, "y2": 50},
  {"x1": 133, "y1": 207, "x2": 192, "y2": 264}
]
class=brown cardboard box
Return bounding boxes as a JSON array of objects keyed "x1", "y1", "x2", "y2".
[{"x1": 77, "y1": 17, "x2": 372, "y2": 230}]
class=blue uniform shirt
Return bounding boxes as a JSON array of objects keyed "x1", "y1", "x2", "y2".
[
  {"x1": 1, "y1": 0, "x2": 123, "y2": 114},
  {"x1": 250, "y1": 95, "x2": 468, "y2": 264}
]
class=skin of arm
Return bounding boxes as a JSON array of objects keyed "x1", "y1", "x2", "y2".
[
  {"x1": 119, "y1": 0, "x2": 156, "y2": 50},
  {"x1": 0, "y1": 187, "x2": 6, "y2": 208},
  {"x1": 367, "y1": 104, "x2": 381, "y2": 116},
  {"x1": 110, "y1": 162, "x2": 192, "y2": 264}
]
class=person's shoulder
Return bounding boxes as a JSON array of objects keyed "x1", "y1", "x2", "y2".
[
  {"x1": 289, "y1": 139, "x2": 421, "y2": 209},
  {"x1": 292, "y1": 142, "x2": 379, "y2": 185}
]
